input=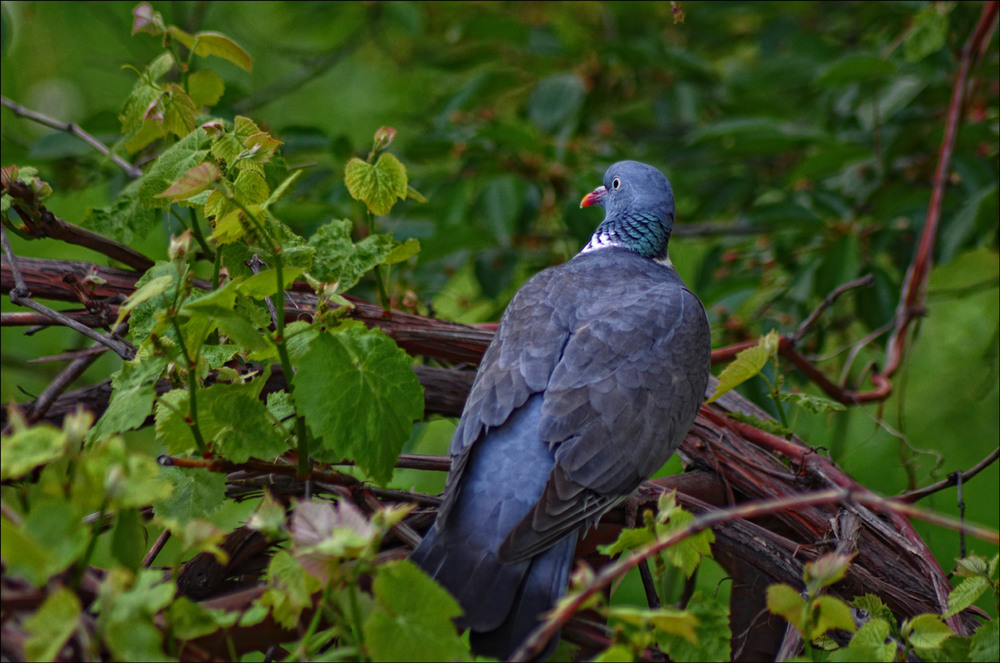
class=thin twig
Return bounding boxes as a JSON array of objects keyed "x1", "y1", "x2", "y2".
[
  {"x1": 896, "y1": 447, "x2": 1000, "y2": 504},
  {"x1": 793, "y1": 274, "x2": 874, "y2": 343},
  {"x1": 1, "y1": 226, "x2": 135, "y2": 360},
  {"x1": 1, "y1": 96, "x2": 144, "y2": 179}
]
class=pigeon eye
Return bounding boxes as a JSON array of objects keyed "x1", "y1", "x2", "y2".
[{"x1": 611, "y1": 177, "x2": 622, "y2": 190}]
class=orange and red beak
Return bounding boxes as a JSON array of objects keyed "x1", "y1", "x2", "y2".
[{"x1": 580, "y1": 185, "x2": 607, "y2": 208}]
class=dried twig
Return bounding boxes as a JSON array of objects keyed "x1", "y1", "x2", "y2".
[
  {"x1": 1, "y1": 96, "x2": 144, "y2": 179},
  {"x1": 1, "y1": 227, "x2": 135, "y2": 361}
]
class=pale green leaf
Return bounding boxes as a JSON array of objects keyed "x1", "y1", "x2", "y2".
[
  {"x1": 766, "y1": 583, "x2": 805, "y2": 629},
  {"x1": 904, "y1": 613, "x2": 953, "y2": 650},
  {"x1": 344, "y1": 153, "x2": 408, "y2": 216},
  {"x1": 364, "y1": 560, "x2": 469, "y2": 662},
  {"x1": 155, "y1": 161, "x2": 219, "y2": 202},
  {"x1": 811, "y1": 595, "x2": 856, "y2": 639},
  {"x1": 707, "y1": 330, "x2": 780, "y2": 403},
  {"x1": 187, "y1": 69, "x2": 225, "y2": 108}
]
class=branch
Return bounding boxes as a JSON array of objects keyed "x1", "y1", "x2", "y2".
[
  {"x1": 1, "y1": 96, "x2": 144, "y2": 179},
  {"x1": 880, "y1": 1, "x2": 999, "y2": 385},
  {"x1": 2, "y1": 179, "x2": 154, "y2": 272},
  {"x1": 1, "y1": 227, "x2": 135, "y2": 361}
]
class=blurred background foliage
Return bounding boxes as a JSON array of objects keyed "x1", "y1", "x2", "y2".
[{"x1": 2, "y1": 1, "x2": 997, "y2": 582}]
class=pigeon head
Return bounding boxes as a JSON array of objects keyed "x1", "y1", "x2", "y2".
[{"x1": 579, "y1": 160, "x2": 675, "y2": 261}]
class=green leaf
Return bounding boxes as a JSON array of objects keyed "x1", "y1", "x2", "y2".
[
  {"x1": 766, "y1": 583, "x2": 806, "y2": 630},
  {"x1": 609, "y1": 605, "x2": 699, "y2": 643},
  {"x1": 307, "y1": 218, "x2": 405, "y2": 291},
  {"x1": 88, "y1": 354, "x2": 168, "y2": 442},
  {"x1": 198, "y1": 380, "x2": 289, "y2": 463},
  {"x1": 237, "y1": 266, "x2": 304, "y2": 299},
  {"x1": 1, "y1": 422, "x2": 67, "y2": 480},
  {"x1": 344, "y1": 152, "x2": 408, "y2": 216},
  {"x1": 23, "y1": 587, "x2": 82, "y2": 662},
  {"x1": 775, "y1": 391, "x2": 847, "y2": 414},
  {"x1": 263, "y1": 169, "x2": 303, "y2": 210},
  {"x1": 903, "y1": 613, "x2": 953, "y2": 650},
  {"x1": 290, "y1": 323, "x2": 424, "y2": 485},
  {"x1": 598, "y1": 527, "x2": 655, "y2": 556},
  {"x1": 364, "y1": 560, "x2": 469, "y2": 662},
  {"x1": 969, "y1": 620, "x2": 999, "y2": 663},
  {"x1": 707, "y1": 330, "x2": 780, "y2": 403},
  {"x1": 832, "y1": 618, "x2": 895, "y2": 662},
  {"x1": 944, "y1": 574, "x2": 992, "y2": 617},
  {"x1": 192, "y1": 31, "x2": 254, "y2": 71},
  {"x1": 811, "y1": 595, "x2": 856, "y2": 639},
  {"x1": 114, "y1": 273, "x2": 173, "y2": 328},
  {"x1": 187, "y1": 69, "x2": 225, "y2": 108},
  {"x1": 258, "y1": 550, "x2": 321, "y2": 629},
  {"x1": 384, "y1": 237, "x2": 421, "y2": 265},
  {"x1": 155, "y1": 161, "x2": 219, "y2": 202},
  {"x1": 153, "y1": 466, "x2": 226, "y2": 523},
  {"x1": 138, "y1": 128, "x2": 212, "y2": 208},
  {"x1": 655, "y1": 591, "x2": 731, "y2": 662},
  {"x1": 81, "y1": 177, "x2": 161, "y2": 245}
]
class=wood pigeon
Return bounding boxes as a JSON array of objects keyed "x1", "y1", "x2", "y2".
[{"x1": 411, "y1": 160, "x2": 712, "y2": 659}]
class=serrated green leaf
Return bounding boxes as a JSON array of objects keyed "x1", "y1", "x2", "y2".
[
  {"x1": 162, "y1": 83, "x2": 198, "y2": 139},
  {"x1": 290, "y1": 323, "x2": 423, "y2": 485},
  {"x1": 81, "y1": 177, "x2": 161, "y2": 245},
  {"x1": 903, "y1": 613, "x2": 953, "y2": 649},
  {"x1": 365, "y1": 560, "x2": 469, "y2": 662},
  {"x1": 767, "y1": 583, "x2": 805, "y2": 629},
  {"x1": 943, "y1": 575, "x2": 992, "y2": 618},
  {"x1": 88, "y1": 354, "x2": 168, "y2": 443},
  {"x1": 258, "y1": 550, "x2": 320, "y2": 629},
  {"x1": 656, "y1": 591, "x2": 731, "y2": 662},
  {"x1": 306, "y1": 219, "x2": 417, "y2": 290},
  {"x1": 833, "y1": 619, "x2": 895, "y2": 662},
  {"x1": 198, "y1": 381, "x2": 289, "y2": 462},
  {"x1": 153, "y1": 466, "x2": 226, "y2": 523},
  {"x1": 115, "y1": 273, "x2": 173, "y2": 327},
  {"x1": 344, "y1": 153, "x2": 408, "y2": 216},
  {"x1": 138, "y1": 128, "x2": 212, "y2": 208},
  {"x1": 955, "y1": 554, "x2": 990, "y2": 577},
  {"x1": 707, "y1": 330, "x2": 780, "y2": 403},
  {"x1": 969, "y1": 619, "x2": 999, "y2": 663},
  {"x1": 187, "y1": 69, "x2": 224, "y2": 108},
  {"x1": 234, "y1": 169, "x2": 270, "y2": 203},
  {"x1": 23, "y1": 587, "x2": 82, "y2": 662},
  {"x1": 775, "y1": 391, "x2": 847, "y2": 413}
]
